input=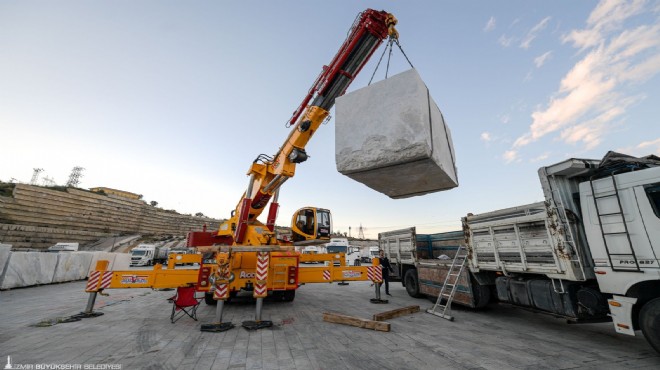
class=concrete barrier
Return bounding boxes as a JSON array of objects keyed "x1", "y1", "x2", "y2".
[
  {"x1": 0, "y1": 252, "x2": 58, "y2": 289},
  {"x1": 52, "y1": 252, "x2": 95, "y2": 283}
]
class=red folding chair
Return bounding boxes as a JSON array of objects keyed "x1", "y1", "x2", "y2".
[{"x1": 170, "y1": 286, "x2": 203, "y2": 323}]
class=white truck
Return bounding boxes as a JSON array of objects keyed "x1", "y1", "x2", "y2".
[
  {"x1": 47, "y1": 242, "x2": 79, "y2": 252},
  {"x1": 301, "y1": 245, "x2": 321, "y2": 264},
  {"x1": 384, "y1": 152, "x2": 660, "y2": 353},
  {"x1": 325, "y1": 237, "x2": 358, "y2": 266},
  {"x1": 130, "y1": 244, "x2": 169, "y2": 266},
  {"x1": 356, "y1": 246, "x2": 380, "y2": 265}
]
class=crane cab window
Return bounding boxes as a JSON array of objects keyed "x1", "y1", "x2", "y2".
[
  {"x1": 296, "y1": 209, "x2": 315, "y2": 235},
  {"x1": 316, "y1": 209, "x2": 331, "y2": 238}
]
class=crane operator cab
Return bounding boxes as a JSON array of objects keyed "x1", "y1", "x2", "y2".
[{"x1": 291, "y1": 207, "x2": 332, "y2": 243}]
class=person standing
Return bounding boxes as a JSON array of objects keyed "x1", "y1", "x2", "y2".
[{"x1": 379, "y1": 249, "x2": 393, "y2": 296}]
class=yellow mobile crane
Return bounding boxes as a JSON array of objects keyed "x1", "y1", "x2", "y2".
[{"x1": 83, "y1": 9, "x2": 399, "y2": 331}]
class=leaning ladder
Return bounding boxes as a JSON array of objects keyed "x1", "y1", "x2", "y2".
[{"x1": 427, "y1": 246, "x2": 468, "y2": 321}]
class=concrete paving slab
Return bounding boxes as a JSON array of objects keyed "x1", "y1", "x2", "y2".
[
  {"x1": 0, "y1": 280, "x2": 658, "y2": 369},
  {"x1": 336, "y1": 68, "x2": 457, "y2": 199}
]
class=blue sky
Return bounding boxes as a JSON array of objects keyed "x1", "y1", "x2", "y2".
[{"x1": 1, "y1": 1, "x2": 659, "y2": 239}]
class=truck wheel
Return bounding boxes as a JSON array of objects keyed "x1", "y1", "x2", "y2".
[
  {"x1": 472, "y1": 282, "x2": 491, "y2": 308},
  {"x1": 404, "y1": 269, "x2": 424, "y2": 298},
  {"x1": 640, "y1": 297, "x2": 660, "y2": 353}
]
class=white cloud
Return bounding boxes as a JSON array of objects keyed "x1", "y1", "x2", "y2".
[
  {"x1": 520, "y1": 17, "x2": 551, "y2": 49},
  {"x1": 563, "y1": 0, "x2": 646, "y2": 50},
  {"x1": 480, "y1": 132, "x2": 492, "y2": 142},
  {"x1": 559, "y1": 109, "x2": 621, "y2": 150},
  {"x1": 618, "y1": 138, "x2": 660, "y2": 156},
  {"x1": 503, "y1": 150, "x2": 519, "y2": 163},
  {"x1": 509, "y1": 0, "x2": 660, "y2": 158},
  {"x1": 484, "y1": 16, "x2": 496, "y2": 32},
  {"x1": 498, "y1": 35, "x2": 514, "y2": 47},
  {"x1": 530, "y1": 152, "x2": 551, "y2": 163},
  {"x1": 534, "y1": 51, "x2": 553, "y2": 68}
]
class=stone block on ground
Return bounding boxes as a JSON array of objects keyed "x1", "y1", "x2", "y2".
[
  {"x1": 112, "y1": 253, "x2": 131, "y2": 270},
  {"x1": 88, "y1": 252, "x2": 116, "y2": 276},
  {"x1": 335, "y1": 68, "x2": 458, "y2": 199},
  {"x1": 0, "y1": 244, "x2": 11, "y2": 282},
  {"x1": 52, "y1": 252, "x2": 95, "y2": 283},
  {"x1": 0, "y1": 252, "x2": 58, "y2": 289},
  {"x1": 88, "y1": 252, "x2": 131, "y2": 274}
]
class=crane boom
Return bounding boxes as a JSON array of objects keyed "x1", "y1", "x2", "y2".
[
  {"x1": 83, "y1": 10, "x2": 400, "y2": 331},
  {"x1": 219, "y1": 9, "x2": 398, "y2": 245}
]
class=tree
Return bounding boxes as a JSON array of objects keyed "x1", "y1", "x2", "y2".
[
  {"x1": 150, "y1": 201, "x2": 158, "y2": 207},
  {"x1": 195, "y1": 212, "x2": 205, "y2": 217}
]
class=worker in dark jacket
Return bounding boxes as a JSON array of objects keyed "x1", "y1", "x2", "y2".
[{"x1": 379, "y1": 249, "x2": 393, "y2": 296}]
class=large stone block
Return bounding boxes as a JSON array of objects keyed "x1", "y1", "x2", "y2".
[
  {"x1": 52, "y1": 252, "x2": 95, "y2": 283},
  {"x1": 88, "y1": 252, "x2": 116, "y2": 276},
  {"x1": 88, "y1": 252, "x2": 131, "y2": 275},
  {"x1": 0, "y1": 244, "x2": 11, "y2": 282},
  {"x1": 113, "y1": 253, "x2": 131, "y2": 270},
  {"x1": 0, "y1": 252, "x2": 58, "y2": 289},
  {"x1": 335, "y1": 68, "x2": 458, "y2": 199}
]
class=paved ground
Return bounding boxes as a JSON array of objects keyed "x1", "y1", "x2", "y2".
[{"x1": 1, "y1": 280, "x2": 659, "y2": 369}]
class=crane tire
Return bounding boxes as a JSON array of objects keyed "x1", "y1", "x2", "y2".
[{"x1": 640, "y1": 297, "x2": 660, "y2": 354}]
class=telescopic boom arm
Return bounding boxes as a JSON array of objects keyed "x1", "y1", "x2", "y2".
[{"x1": 221, "y1": 9, "x2": 398, "y2": 245}]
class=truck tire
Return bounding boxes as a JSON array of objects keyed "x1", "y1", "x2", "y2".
[
  {"x1": 640, "y1": 297, "x2": 660, "y2": 353},
  {"x1": 404, "y1": 269, "x2": 424, "y2": 298},
  {"x1": 472, "y1": 282, "x2": 491, "y2": 308}
]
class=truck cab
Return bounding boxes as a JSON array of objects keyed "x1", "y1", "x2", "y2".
[
  {"x1": 130, "y1": 244, "x2": 157, "y2": 267},
  {"x1": 325, "y1": 238, "x2": 353, "y2": 266}
]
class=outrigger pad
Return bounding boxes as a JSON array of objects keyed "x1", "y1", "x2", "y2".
[
  {"x1": 241, "y1": 320, "x2": 273, "y2": 331},
  {"x1": 74, "y1": 311, "x2": 105, "y2": 319},
  {"x1": 370, "y1": 298, "x2": 389, "y2": 304},
  {"x1": 200, "y1": 322, "x2": 235, "y2": 332}
]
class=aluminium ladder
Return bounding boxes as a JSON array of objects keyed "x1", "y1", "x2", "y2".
[
  {"x1": 589, "y1": 174, "x2": 641, "y2": 272},
  {"x1": 427, "y1": 246, "x2": 468, "y2": 321}
]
